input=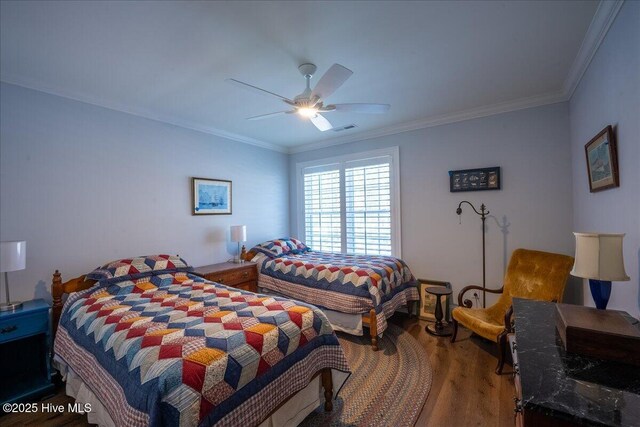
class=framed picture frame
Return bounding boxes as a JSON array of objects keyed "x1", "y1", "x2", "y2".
[
  {"x1": 192, "y1": 177, "x2": 232, "y2": 215},
  {"x1": 418, "y1": 279, "x2": 452, "y2": 321},
  {"x1": 584, "y1": 125, "x2": 620, "y2": 192},
  {"x1": 449, "y1": 167, "x2": 500, "y2": 192}
]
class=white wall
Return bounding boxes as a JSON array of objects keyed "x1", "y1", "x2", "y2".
[
  {"x1": 0, "y1": 83, "x2": 289, "y2": 303},
  {"x1": 290, "y1": 103, "x2": 578, "y2": 305},
  {"x1": 569, "y1": 1, "x2": 640, "y2": 318}
]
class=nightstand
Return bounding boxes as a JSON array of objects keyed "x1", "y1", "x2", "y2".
[
  {"x1": 192, "y1": 262, "x2": 258, "y2": 293},
  {"x1": 0, "y1": 299, "x2": 55, "y2": 405}
]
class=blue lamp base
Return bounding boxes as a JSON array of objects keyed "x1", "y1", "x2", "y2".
[{"x1": 589, "y1": 279, "x2": 612, "y2": 310}]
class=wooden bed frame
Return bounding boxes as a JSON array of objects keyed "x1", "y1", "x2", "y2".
[
  {"x1": 51, "y1": 270, "x2": 334, "y2": 417},
  {"x1": 243, "y1": 251, "x2": 417, "y2": 351}
]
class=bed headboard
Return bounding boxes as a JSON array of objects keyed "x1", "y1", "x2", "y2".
[
  {"x1": 51, "y1": 270, "x2": 96, "y2": 339},
  {"x1": 242, "y1": 250, "x2": 257, "y2": 262}
]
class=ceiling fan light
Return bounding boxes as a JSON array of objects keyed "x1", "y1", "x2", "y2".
[{"x1": 297, "y1": 107, "x2": 317, "y2": 118}]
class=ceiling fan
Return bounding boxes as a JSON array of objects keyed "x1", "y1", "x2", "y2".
[{"x1": 227, "y1": 63, "x2": 390, "y2": 131}]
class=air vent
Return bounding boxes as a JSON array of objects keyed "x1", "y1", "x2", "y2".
[{"x1": 332, "y1": 124, "x2": 357, "y2": 132}]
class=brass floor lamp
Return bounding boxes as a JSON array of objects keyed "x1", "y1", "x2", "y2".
[{"x1": 456, "y1": 201, "x2": 489, "y2": 308}]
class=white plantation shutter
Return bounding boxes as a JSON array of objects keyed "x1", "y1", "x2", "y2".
[
  {"x1": 345, "y1": 158, "x2": 392, "y2": 255},
  {"x1": 299, "y1": 148, "x2": 401, "y2": 257},
  {"x1": 303, "y1": 164, "x2": 342, "y2": 253}
]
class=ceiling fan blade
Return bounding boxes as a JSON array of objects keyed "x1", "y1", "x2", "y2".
[
  {"x1": 328, "y1": 103, "x2": 391, "y2": 114},
  {"x1": 247, "y1": 110, "x2": 296, "y2": 121},
  {"x1": 310, "y1": 113, "x2": 332, "y2": 131},
  {"x1": 226, "y1": 78, "x2": 294, "y2": 104},
  {"x1": 311, "y1": 64, "x2": 353, "y2": 100}
]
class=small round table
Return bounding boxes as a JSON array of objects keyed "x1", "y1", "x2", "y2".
[{"x1": 425, "y1": 286, "x2": 453, "y2": 337}]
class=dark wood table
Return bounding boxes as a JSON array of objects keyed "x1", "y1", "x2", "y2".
[
  {"x1": 425, "y1": 286, "x2": 453, "y2": 336},
  {"x1": 191, "y1": 262, "x2": 258, "y2": 292}
]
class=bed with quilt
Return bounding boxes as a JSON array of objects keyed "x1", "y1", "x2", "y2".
[
  {"x1": 247, "y1": 239, "x2": 420, "y2": 350},
  {"x1": 52, "y1": 255, "x2": 350, "y2": 427}
]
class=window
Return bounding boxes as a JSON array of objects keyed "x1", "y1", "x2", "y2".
[
  {"x1": 297, "y1": 147, "x2": 401, "y2": 257},
  {"x1": 303, "y1": 165, "x2": 341, "y2": 253},
  {"x1": 345, "y1": 160, "x2": 392, "y2": 255}
]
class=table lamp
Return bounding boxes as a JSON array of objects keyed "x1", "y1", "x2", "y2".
[
  {"x1": 0, "y1": 240, "x2": 26, "y2": 311},
  {"x1": 231, "y1": 225, "x2": 247, "y2": 263},
  {"x1": 570, "y1": 232, "x2": 629, "y2": 310}
]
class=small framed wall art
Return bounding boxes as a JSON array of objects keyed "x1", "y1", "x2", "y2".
[
  {"x1": 584, "y1": 125, "x2": 620, "y2": 192},
  {"x1": 418, "y1": 279, "x2": 452, "y2": 321},
  {"x1": 449, "y1": 167, "x2": 500, "y2": 192},
  {"x1": 192, "y1": 177, "x2": 232, "y2": 215}
]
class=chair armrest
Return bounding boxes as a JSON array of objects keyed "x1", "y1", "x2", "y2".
[{"x1": 457, "y1": 284, "x2": 504, "y2": 308}]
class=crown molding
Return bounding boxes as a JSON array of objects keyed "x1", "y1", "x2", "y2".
[
  {"x1": 287, "y1": 91, "x2": 566, "y2": 154},
  {"x1": 3, "y1": 0, "x2": 619, "y2": 156},
  {"x1": 563, "y1": 0, "x2": 624, "y2": 99},
  {"x1": 0, "y1": 76, "x2": 567, "y2": 156},
  {"x1": 0, "y1": 77, "x2": 287, "y2": 153},
  {"x1": 289, "y1": 0, "x2": 623, "y2": 154}
]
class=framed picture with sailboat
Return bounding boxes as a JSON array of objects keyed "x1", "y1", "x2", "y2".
[
  {"x1": 584, "y1": 125, "x2": 620, "y2": 192},
  {"x1": 192, "y1": 177, "x2": 232, "y2": 215}
]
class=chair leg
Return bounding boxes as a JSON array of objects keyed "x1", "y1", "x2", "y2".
[
  {"x1": 495, "y1": 331, "x2": 508, "y2": 374},
  {"x1": 450, "y1": 318, "x2": 458, "y2": 343}
]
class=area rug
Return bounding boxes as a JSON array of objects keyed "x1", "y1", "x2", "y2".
[{"x1": 300, "y1": 323, "x2": 432, "y2": 427}]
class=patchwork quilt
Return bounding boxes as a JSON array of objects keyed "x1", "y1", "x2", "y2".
[
  {"x1": 252, "y1": 251, "x2": 420, "y2": 334},
  {"x1": 54, "y1": 271, "x2": 349, "y2": 427}
]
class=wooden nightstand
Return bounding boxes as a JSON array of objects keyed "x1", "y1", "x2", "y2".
[
  {"x1": 192, "y1": 262, "x2": 258, "y2": 293},
  {"x1": 0, "y1": 299, "x2": 55, "y2": 405}
]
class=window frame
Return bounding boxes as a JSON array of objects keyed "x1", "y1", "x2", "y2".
[{"x1": 295, "y1": 146, "x2": 402, "y2": 257}]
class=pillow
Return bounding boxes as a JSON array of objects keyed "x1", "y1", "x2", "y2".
[
  {"x1": 287, "y1": 237, "x2": 310, "y2": 252},
  {"x1": 251, "y1": 238, "x2": 310, "y2": 258},
  {"x1": 86, "y1": 254, "x2": 191, "y2": 282}
]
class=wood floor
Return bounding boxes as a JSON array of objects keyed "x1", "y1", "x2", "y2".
[
  {"x1": 1, "y1": 315, "x2": 514, "y2": 427},
  {"x1": 395, "y1": 316, "x2": 516, "y2": 427}
]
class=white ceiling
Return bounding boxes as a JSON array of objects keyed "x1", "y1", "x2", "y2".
[{"x1": 1, "y1": 1, "x2": 601, "y2": 152}]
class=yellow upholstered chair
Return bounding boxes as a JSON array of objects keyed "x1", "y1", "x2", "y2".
[{"x1": 450, "y1": 248, "x2": 574, "y2": 374}]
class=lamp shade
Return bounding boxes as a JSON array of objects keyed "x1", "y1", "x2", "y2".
[
  {"x1": 571, "y1": 232, "x2": 629, "y2": 281},
  {"x1": 230, "y1": 225, "x2": 247, "y2": 243},
  {"x1": 0, "y1": 241, "x2": 26, "y2": 272}
]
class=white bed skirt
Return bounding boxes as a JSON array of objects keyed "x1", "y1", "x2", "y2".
[
  {"x1": 322, "y1": 305, "x2": 410, "y2": 336},
  {"x1": 319, "y1": 308, "x2": 364, "y2": 336},
  {"x1": 54, "y1": 356, "x2": 347, "y2": 427}
]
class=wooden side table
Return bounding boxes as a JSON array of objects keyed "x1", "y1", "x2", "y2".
[
  {"x1": 0, "y1": 299, "x2": 55, "y2": 404},
  {"x1": 192, "y1": 262, "x2": 258, "y2": 293},
  {"x1": 425, "y1": 287, "x2": 454, "y2": 336}
]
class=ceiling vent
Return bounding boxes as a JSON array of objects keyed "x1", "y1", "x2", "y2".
[{"x1": 332, "y1": 124, "x2": 357, "y2": 132}]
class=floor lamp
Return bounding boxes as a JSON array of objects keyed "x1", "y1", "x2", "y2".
[{"x1": 456, "y1": 201, "x2": 489, "y2": 308}]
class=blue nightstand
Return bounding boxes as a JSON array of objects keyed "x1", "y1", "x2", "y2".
[{"x1": 0, "y1": 299, "x2": 55, "y2": 405}]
